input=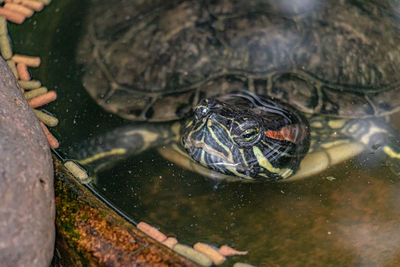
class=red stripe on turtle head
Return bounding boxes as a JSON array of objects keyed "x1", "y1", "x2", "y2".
[{"x1": 265, "y1": 124, "x2": 307, "y2": 143}]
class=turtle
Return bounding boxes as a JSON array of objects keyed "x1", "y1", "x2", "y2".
[{"x1": 71, "y1": 0, "x2": 400, "y2": 182}]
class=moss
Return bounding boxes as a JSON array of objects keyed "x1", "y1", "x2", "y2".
[{"x1": 52, "y1": 157, "x2": 197, "y2": 266}]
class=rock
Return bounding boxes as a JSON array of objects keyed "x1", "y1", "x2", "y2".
[
  {"x1": 54, "y1": 160, "x2": 197, "y2": 266},
  {"x1": 0, "y1": 57, "x2": 54, "y2": 266}
]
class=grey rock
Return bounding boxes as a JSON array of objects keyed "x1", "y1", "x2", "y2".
[{"x1": 0, "y1": 57, "x2": 55, "y2": 266}]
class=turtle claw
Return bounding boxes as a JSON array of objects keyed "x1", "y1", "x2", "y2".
[{"x1": 383, "y1": 145, "x2": 400, "y2": 176}]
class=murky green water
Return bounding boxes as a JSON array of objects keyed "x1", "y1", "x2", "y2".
[{"x1": 12, "y1": 0, "x2": 400, "y2": 266}]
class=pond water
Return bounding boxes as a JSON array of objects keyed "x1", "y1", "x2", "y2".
[{"x1": 12, "y1": 0, "x2": 400, "y2": 266}]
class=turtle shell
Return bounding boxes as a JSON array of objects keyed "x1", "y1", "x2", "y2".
[{"x1": 77, "y1": 0, "x2": 400, "y2": 121}]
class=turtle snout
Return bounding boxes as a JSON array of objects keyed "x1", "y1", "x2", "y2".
[{"x1": 194, "y1": 98, "x2": 217, "y2": 120}]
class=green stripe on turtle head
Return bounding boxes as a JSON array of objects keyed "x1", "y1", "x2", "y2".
[{"x1": 182, "y1": 91, "x2": 310, "y2": 181}]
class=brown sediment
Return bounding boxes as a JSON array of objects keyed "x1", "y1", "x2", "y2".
[
  {"x1": 40, "y1": 122, "x2": 59, "y2": 149},
  {"x1": 28, "y1": 90, "x2": 57, "y2": 108},
  {"x1": 17, "y1": 62, "x2": 30, "y2": 80},
  {"x1": 0, "y1": 7, "x2": 26, "y2": 24}
]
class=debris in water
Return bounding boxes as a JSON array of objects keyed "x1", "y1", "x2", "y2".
[
  {"x1": 24, "y1": 87, "x2": 47, "y2": 100},
  {"x1": 4, "y1": 3, "x2": 34, "y2": 18},
  {"x1": 64, "y1": 161, "x2": 89, "y2": 182},
  {"x1": 34, "y1": 109, "x2": 58, "y2": 127},
  {"x1": 18, "y1": 79, "x2": 41, "y2": 89},
  {"x1": 219, "y1": 245, "x2": 248, "y2": 256},
  {"x1": 40, "y1": 122, "x2": 59, "y2": 149},
  {"x1": 173, "y1": 243, "x2": 212, "y2": 267},
  {"x1": 326, "y1": 176, "x2": 336, "y2": 181},
  {"x1": 12, "y1": 54, "x2": 40, "y2": 67},
  {"x1": 28, "y1": 90, "x2": 57, "y2": 108},
  {"x1": 16, "y1": 62, "x2": 30, "y2": 80},
  {"x1": 162, "y1": 237, "x2": 178, "y2": 249},
  {"x1": 233, "y1": 263, "x2": 256, "y2": 267},
  {"x1": 193, "y1": 242, "x2": 226, "y2": 265},
  {"x1": 0, "y1": 7, "x2": 25, "y2": 23},
  {"x1": 137, "y1": 222, "x2": 167, "y2": 243}
]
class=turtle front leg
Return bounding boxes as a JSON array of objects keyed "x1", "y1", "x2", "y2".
[
  {"x1": 343, "y1": 118, "x2": 400, "y2": 174},
  {"x1": 290, "y1": 117, "x2": 400, "y2": 181},
  {"x1": 68, "y1": 121, "x2": 181, "y2": 173}
]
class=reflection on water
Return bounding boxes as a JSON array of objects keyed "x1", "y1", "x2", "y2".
[{"x1": 12, "y1": 0, "x2": 400, "y2": 265}]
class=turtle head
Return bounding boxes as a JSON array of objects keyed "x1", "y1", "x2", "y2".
[{"x1": 182, "y1": 92, "x2": 310, "y2": 181}]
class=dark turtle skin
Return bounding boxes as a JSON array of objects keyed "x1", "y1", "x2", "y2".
[
  {"x1": 78, "y1": 0, "x2": 400, "y2": 122},
  {"x1": 182, "y1": 92, "x2": 310, "y2": 180},
  {"x1": 73, "y1": 0, "x2": 400, "y2": 181},
  {"x1": 72, "y1": 91, "x2": 312, "y2": 181}
]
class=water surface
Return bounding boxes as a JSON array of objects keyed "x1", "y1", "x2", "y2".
[{"x1": 12, "y1": 0, "x2": 400, "y2": 265}]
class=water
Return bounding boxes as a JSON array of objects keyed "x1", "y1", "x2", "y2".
[{"x1": 12, "y1": 0, "x2": 400, "y2": 265}]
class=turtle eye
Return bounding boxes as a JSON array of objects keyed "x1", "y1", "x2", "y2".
[
  {"x1": 232, "y1": 120, "x2": 262, "y2": 147},
  {"x1": 241, "y1": 127, "x2": 259, "y2": 141}
]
